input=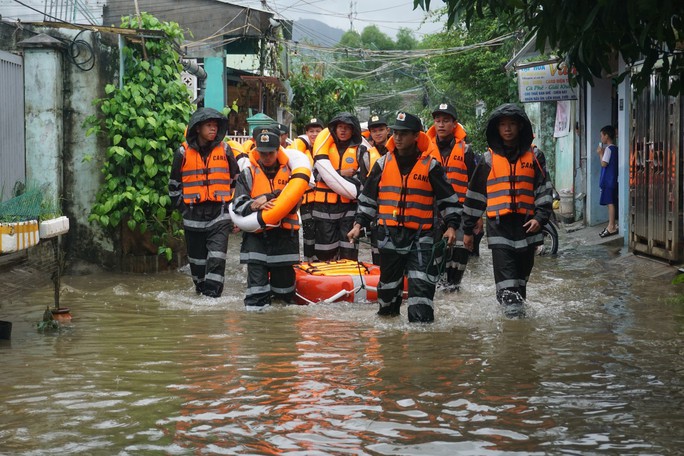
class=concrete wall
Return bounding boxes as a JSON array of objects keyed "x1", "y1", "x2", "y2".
[
  {"x1": 1, "y1": 22, "x2": 121, "y2": 267},
  {"x1": 22, "y1": 35, "x2": 64, "y2": 213},
  {"x1": 62, "y1": 29, "x2": 120, "y2": 266}
]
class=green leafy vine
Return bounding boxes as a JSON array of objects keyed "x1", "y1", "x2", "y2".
[{"x1": 84, "y1": 13, "x2": 193, "y2": 261}]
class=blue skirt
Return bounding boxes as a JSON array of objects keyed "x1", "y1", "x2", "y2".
[{"x1": 600, "y1": 187, "x2": 618, "y2": 206}]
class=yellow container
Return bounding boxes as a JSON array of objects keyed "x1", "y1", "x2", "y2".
[{"x1": 0, "y1": 220, "x2": 40, "y2": 253}]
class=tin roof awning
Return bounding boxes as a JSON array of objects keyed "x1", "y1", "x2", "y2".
[
  {"x1": 239, "y1": 74, "x2": 284, "y2": 89},
  {"x1": 505, "y1": 33, "x2": 560, "y2": 71}
]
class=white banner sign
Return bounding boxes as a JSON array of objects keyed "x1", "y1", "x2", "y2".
[{"x1": 517, "y1": 63, "x2": 577, "y2": 103}]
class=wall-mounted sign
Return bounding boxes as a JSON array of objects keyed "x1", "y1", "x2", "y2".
[{"x1": 517, "y1": 63, "x2": 577, "y2": 103}]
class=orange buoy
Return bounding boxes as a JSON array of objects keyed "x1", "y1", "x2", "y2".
[{"x1": 293, "y1": 260, "x2": 407, "y2": 305}]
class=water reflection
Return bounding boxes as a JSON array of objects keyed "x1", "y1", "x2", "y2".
[{"x1": 0, "y1": 241, "x2": 683, "y2": 454}]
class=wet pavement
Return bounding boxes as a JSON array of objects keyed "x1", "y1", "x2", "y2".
[{"x1": 561, "y1": 220, "x2": 678, "y2": 281}]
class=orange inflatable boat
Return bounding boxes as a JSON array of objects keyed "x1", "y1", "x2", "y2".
[{"x1": 293, "y1": 260, "x2": 407, "y2": 305}]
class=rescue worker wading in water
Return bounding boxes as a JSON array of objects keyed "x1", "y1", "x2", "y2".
[
  {"x1": 312, "y1": 112, "x2": 370, "y2": 261},
  {"x1": 366, "y1": 114, "x2": 391, "y2": 265},
  {"x1": 231, "y1": 132, "x2": 302, "y2": 307},
  {"x1": 293, "y1": 117, "x2": 325, "y2": 262},
  {"x1": 169, "y1": 108, "x2": 240, "y2": 298},
  {"x1": 348, "y1": 112, "x2": 461, "y2": 323},
  {"x1": 426, "y1": 102, "x2": 479, "y2": 292},
  {"x1": 462, "y1": 103, "x2": 553, "y2": 318}
]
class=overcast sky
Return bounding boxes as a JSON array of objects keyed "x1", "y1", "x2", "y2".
[{"x1": 245, "y1": 0, "x2": 446, "y2": 39}]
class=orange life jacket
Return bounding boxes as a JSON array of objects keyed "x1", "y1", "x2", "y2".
[
  {"x1": 242, "y1": 138, "x2": 255, "y2": 153},
  {"x1": 293, "y1": 137, "x2": 315, "y2": 204},
  {"x1": 426, "y1": 124, "x2": 468, "y2": 203},
  {"x1": 367, "y1": 146, "x2": 383, "y2": 176},
  {"x1": 181, "y1": 142, "x2": 234, "y2": 204},
  {"x1": 377, "y1": 148, "x2": 435, "y2": 231},
  {"x1": 248, "y1": 149, "x2": 300, "y2": 231},
  {"x1": 314, "y1": 136, "x2": 360, "y2": 204},
  {"x1": 486, "y1": 148, "x2": 536, "y2": 218},
  {"x1": 293, "y1": 136, "x2": 312, "y2": 153}
]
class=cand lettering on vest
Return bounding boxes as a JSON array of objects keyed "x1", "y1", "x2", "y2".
[
  {"x1": 212, "y1": 154, "x2": 228, "y2": 162},
  {"x1": 412, "y1": 173, "x2": 429, "y2": 183}
]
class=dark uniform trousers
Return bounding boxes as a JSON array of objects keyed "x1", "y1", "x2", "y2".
[
  {"x1": 300, "y1": 202, "x2": 316, "y2": 262},
  {"x1": 313, "y1": 201, "x2": 358, "y2": 261},
  {"x1": 241, "y1": 229, "x2": 299, "y2": 307},
  {"x1": 491, "y1": 247, "x2": 535, "y2": 304},
  {"x1": 185, "y1": 219, "x2": 231, "y2": 297},
  {"x1": 376, "y1": 227, "x2": 438, "y2": 323}
]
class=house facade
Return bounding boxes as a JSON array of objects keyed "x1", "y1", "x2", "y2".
[
  {"x1": 509, "y1": 48, "x2": 683, "y2": 263},
  {"x1": 0, "y1": 1, "x2": 290, "y2": 270}
]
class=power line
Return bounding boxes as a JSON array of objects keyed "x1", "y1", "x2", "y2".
[{"x1": 10, "y1": 0, "x2": 94, "y2": 28}]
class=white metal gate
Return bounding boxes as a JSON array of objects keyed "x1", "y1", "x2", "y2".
[
  {"x1": 0, "y1": 49, "x2": 25, "y2": 202},
  {"x1": 629, "y1": 73, "x2": 682, "y2": 262}
]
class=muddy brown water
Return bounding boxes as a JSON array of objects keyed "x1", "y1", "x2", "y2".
[{"x1": 1, "y1": 237, "x2": 683, "y2": 455}]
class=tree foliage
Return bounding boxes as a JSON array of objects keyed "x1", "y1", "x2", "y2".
[
  {"x1": 334, "y1": 26, "x2": 426, "y2": 116},
  {"x1": 415, "y1": 0, "x2": 684, "y2": 95},
  {"x1": 84, "y1": 12, "x2": 194, "y2": 261},
  {"x1": 288, "y1": 65, "x2": 366, "y2": 131},
  {"x1": 420, "y1": 16, "x2": 517, "y2": 152}
]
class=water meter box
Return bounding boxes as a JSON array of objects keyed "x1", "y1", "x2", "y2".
[{"x1": 0, "y1": 220, "x2": 40, "y2": 253}]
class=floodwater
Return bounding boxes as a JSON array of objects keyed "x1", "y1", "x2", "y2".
[{"x1": 1, "y1": 233, "x2": 684, "y2": 455}]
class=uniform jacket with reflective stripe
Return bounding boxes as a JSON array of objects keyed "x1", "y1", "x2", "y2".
[
  {"x1": 426, "y1": 123, "x2": 472, "y2": 203},
  {"x1": 181, "y1": 142, "x2": 235, "y2": 204},
  {"x1": 313, "y1": 141, "x2": 360, "y2": 204},
  {"x1": 377, "y1": 152, "x2": 435, "y2": 230},
  {"x1": 248, "y1": 150, "x2": 299, "y2": 231},
  {"x1": 294, "y1": 136, "x2": 316, "y2": 204},
  {"x1": 486, "y1": 148, "x2": 536, "y2": 218},
  {"x1": 354, "y1": 132, "x2": 461, "y2": 234}
]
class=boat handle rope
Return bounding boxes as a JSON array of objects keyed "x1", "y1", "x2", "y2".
[{"x1": 353, "y1": 237, "x2": 449, "y2": 285}]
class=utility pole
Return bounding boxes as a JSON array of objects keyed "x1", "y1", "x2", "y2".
[{"x1": 348, "y1": 1, "x2": 356, "y2": 32}]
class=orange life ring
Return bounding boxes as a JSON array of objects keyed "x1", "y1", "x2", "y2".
[
  {"x1": 230, "y1": 148, "x2": 312, "y2": 232},
  {"x1": 293, "y1": 259, "x2": 407, "y2": 305}
]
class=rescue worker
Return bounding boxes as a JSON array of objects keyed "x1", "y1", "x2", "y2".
[
  {"x1": 426, "y1": 102, "x2": 479, "y2": 292},
  {"x1": 347, "y1": 112, "x2": 461, "y2": 323},
  {"x1": 277, "y1": 123, "x2": 293, "y2": 147},
  {"x1": 293, "y1": 117, "x2": 324, "y2": 154},
  {"x1": 462, "y1": 103, "x2": 553, "y2": 318},
  {"x1": 293, "y1": 117, "x2": 325, "y2": 261},
  {"x1": 242, "y1": 123, "x2": 280, "y2": 154},
  {"x1": 366, "y1": 114, "x2": 391, "y2": 265},
  {"x1": 169, "y1": 108, "x2": 240, "y2": 298},
  {"x1": 231, "y1": 131, "x2": 302, "y2": 307},
  {"x1": 367, "y1": 114, "x2": 391, "y2": 164},
  {"x1": 312, "y1": 112, "x2": 370, "y2": 261}
]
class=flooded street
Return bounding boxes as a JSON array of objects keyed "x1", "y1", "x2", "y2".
[{"x1": 1, "y1": 233, "x2": 684, "y2": 455}]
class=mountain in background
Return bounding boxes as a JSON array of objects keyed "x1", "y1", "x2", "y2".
[{"x1": 292, "y1": 19, "x2": 345, "y2": 48}]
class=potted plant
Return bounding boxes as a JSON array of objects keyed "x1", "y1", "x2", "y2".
[{"x1": 0, "y1": 188, "x2": 42, "y2": 254}]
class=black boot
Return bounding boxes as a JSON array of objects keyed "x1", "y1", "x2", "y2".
[
  {"x1": 498, "y1": 289, "x2": 526, "y2": 319},
  {"x1": 377, "y1": 301, "x2": 401, "y2": 317},
  {"x1": 408, "y1": 304, "x2": 434, "y2": 323}
]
